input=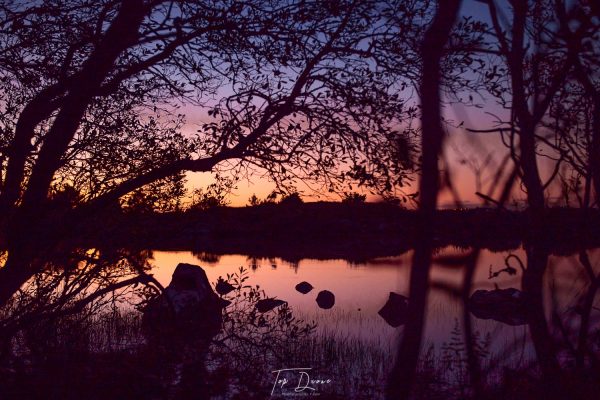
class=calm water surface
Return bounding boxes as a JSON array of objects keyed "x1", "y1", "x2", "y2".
[{"x1": 148, "y1": 247, "x2": 592, "y2": 364}]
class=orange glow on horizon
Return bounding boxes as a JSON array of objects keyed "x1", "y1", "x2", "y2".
[{"x1": 182, "y1": 102, "x2": 563, "y2": 209}]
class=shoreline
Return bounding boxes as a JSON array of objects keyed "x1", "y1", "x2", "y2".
[{"x1": 83, "y1": 203, "x2": 600, "y2": 262}]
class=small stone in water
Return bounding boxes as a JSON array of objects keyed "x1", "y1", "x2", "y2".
[
  {"x1": 316, "y1": 290, "x2": 335, "y2": 309},
  {"x1": 295, "y1": 281, "x2": 314, "y2": 294}
]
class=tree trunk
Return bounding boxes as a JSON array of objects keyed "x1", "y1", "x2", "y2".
[
  {"x1": 386, "y1": 1, "x2": 461, "y2": 398},
  {"x1": 20, "y1": 0, "x2": 147, "y2": 212},
  {"x1": 508, "y1": 1, "x2": 545, "y2": 212},
  {"x1": 519, "y1": 125, "x2": 545, "y2": 211},
  {"x1": 0, "y1": 86, "x2": 64, "y2": 214}
]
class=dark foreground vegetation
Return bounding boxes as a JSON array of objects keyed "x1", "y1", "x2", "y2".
[
  {"x1": 0, "y1": 266, "x2": 598, "y2": 400},
  {"x1": 86, "y1": 203, "x2": 600, "y2": 261}
]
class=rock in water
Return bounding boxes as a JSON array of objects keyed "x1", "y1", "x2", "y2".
[
  {"x1": 215, "y1": 277, "x2": 236, "y2": 295},
  {"x1": 255, "y1": 298, "x2": 287, "y2": 313},
  {"x1": 316, "y1": 290, "x2": 335, "y2": 309},
  {"x1": 295, "y1": 281, "x2": 313, "y2": 294},
  {"x1": 469, "y1": 288, "x2": 527, "y2": 326},
  {"x1": 378, "y1": 292, "x2": 408, "y2": 327},
  {"x1": 142, "y1": 263, "x2": 226, "y2": 339}
]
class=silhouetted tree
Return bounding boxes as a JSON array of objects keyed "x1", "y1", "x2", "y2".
[
  {"x1": 546, "y1": 2, "x2": 600, "y2": 207},
  {"x1": 0, "y1": 0, "x2": 428, "y2": 306},
  {"x1": 466, "y1": 1, "x2": 599, "y2": 211},
  {"x1": 469, "y1": 3, "x2": 600, "y2": 392}
]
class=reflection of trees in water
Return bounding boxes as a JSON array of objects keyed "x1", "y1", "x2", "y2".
[
  {"x1": 243, "y1": 256, "x2": 298, "y2": 271},
  {"x1": 192, "y1": 251, "x2": 222, "y2": 265},
  {"x1": 406, "y1": 248, "x2": 600, "y2": 399},
  {"x1": 0, "y1": 247, "x2": 598, "y2": 398},
  {"x1": 403, "y1": 248, "x2": 600, "y2": 399},
  {"x1": 0, "y1": 248, "x2": 159, "y2": 344},
  {"x1": 0, "y1": 248, "x2": 161, "y2": 398},
  {"x1": 0, "y1": 259, "x2": 318, "y2": 398}
]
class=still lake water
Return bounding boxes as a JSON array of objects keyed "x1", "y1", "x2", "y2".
[
  {"x1": 148, "y1": 247, "x2": 596, "y2": 367},
  {"x1": 3, "y1": 245, "x2": 596, "y2": 398}
]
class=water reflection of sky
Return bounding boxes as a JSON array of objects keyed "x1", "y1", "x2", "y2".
[{"x1": 150, "y1": 248, "x2": 599, "y2": 369}]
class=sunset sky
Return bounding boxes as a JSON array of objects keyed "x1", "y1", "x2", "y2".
[
  {"x1": 182, "y1": 100, "x2": 560, "y2": 208},
  {"x1": 166, "y1": 0, "x2": 563, "y2": 209}
]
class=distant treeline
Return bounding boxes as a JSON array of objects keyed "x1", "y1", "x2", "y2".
[{"x1": 86, "y1": 203, "x2": 600, "y2": 262}]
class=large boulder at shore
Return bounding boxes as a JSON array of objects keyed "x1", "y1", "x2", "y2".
[
  {"x1": 469, "y1": 288, "x2": 528, "y2": 326},
  {"x1": 142, "y1": 263, "x2": 227, "y2": 339},
  {"x1": 378, "y1": 292, "x2": 408, "y2": 327}
]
